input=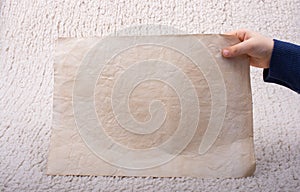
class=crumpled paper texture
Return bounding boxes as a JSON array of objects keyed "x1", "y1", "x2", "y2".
[{"x1": 47, "y1": 35, "x2": 255, "y2": 178}]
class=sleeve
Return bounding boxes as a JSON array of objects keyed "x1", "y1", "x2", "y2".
[{"x1": 263, "y1": 39, "x2": 300, "y2": 94}]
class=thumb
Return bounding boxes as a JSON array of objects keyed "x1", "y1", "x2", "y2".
[{"x1": 222, "y1": 40, "x2": 251, "y2": 57}]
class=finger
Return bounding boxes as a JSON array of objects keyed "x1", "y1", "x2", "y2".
[
  {"x1": 222, "y1": 40, "x2": 252, "y2": 57},
  {"x1": 224, "y1": 30, "x2": 239, "y2": 35},
  {"x1": 224, "y1": 29, "x2": 249, "y2": 42}
]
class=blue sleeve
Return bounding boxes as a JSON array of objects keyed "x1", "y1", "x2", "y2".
[{"x1": 263, "y1": 39, "x2": 300, "y2": 94}]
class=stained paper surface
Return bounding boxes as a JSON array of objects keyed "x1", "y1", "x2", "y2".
[{"x1": 47, "y1": 35, "x2": 255, "y2": 178}]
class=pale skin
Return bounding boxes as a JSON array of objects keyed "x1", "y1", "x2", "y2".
[{"x1": 222, "y1": 29, "x2": 274, "y2": 69}]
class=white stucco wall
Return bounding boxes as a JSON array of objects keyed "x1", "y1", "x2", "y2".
[{"x1": 0, "y1": 0, "x2": 299, "y2": 191}]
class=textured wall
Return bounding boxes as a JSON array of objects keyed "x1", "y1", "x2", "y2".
[{"x1": 0, "y1": 0, "x2": 299, "y2": 191}]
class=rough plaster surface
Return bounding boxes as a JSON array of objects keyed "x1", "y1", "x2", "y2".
[{"x1": 0, "y1": 0, "x2": 299, "y2": 191}]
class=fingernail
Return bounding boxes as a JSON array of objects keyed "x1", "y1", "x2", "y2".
[{"x1": 222, "y1": 49, "x2": 230, "y2": 57}]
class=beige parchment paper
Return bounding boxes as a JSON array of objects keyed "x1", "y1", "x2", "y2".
[{"x1": 47, "y1": 34, "x2": 255, "y2": 178}]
